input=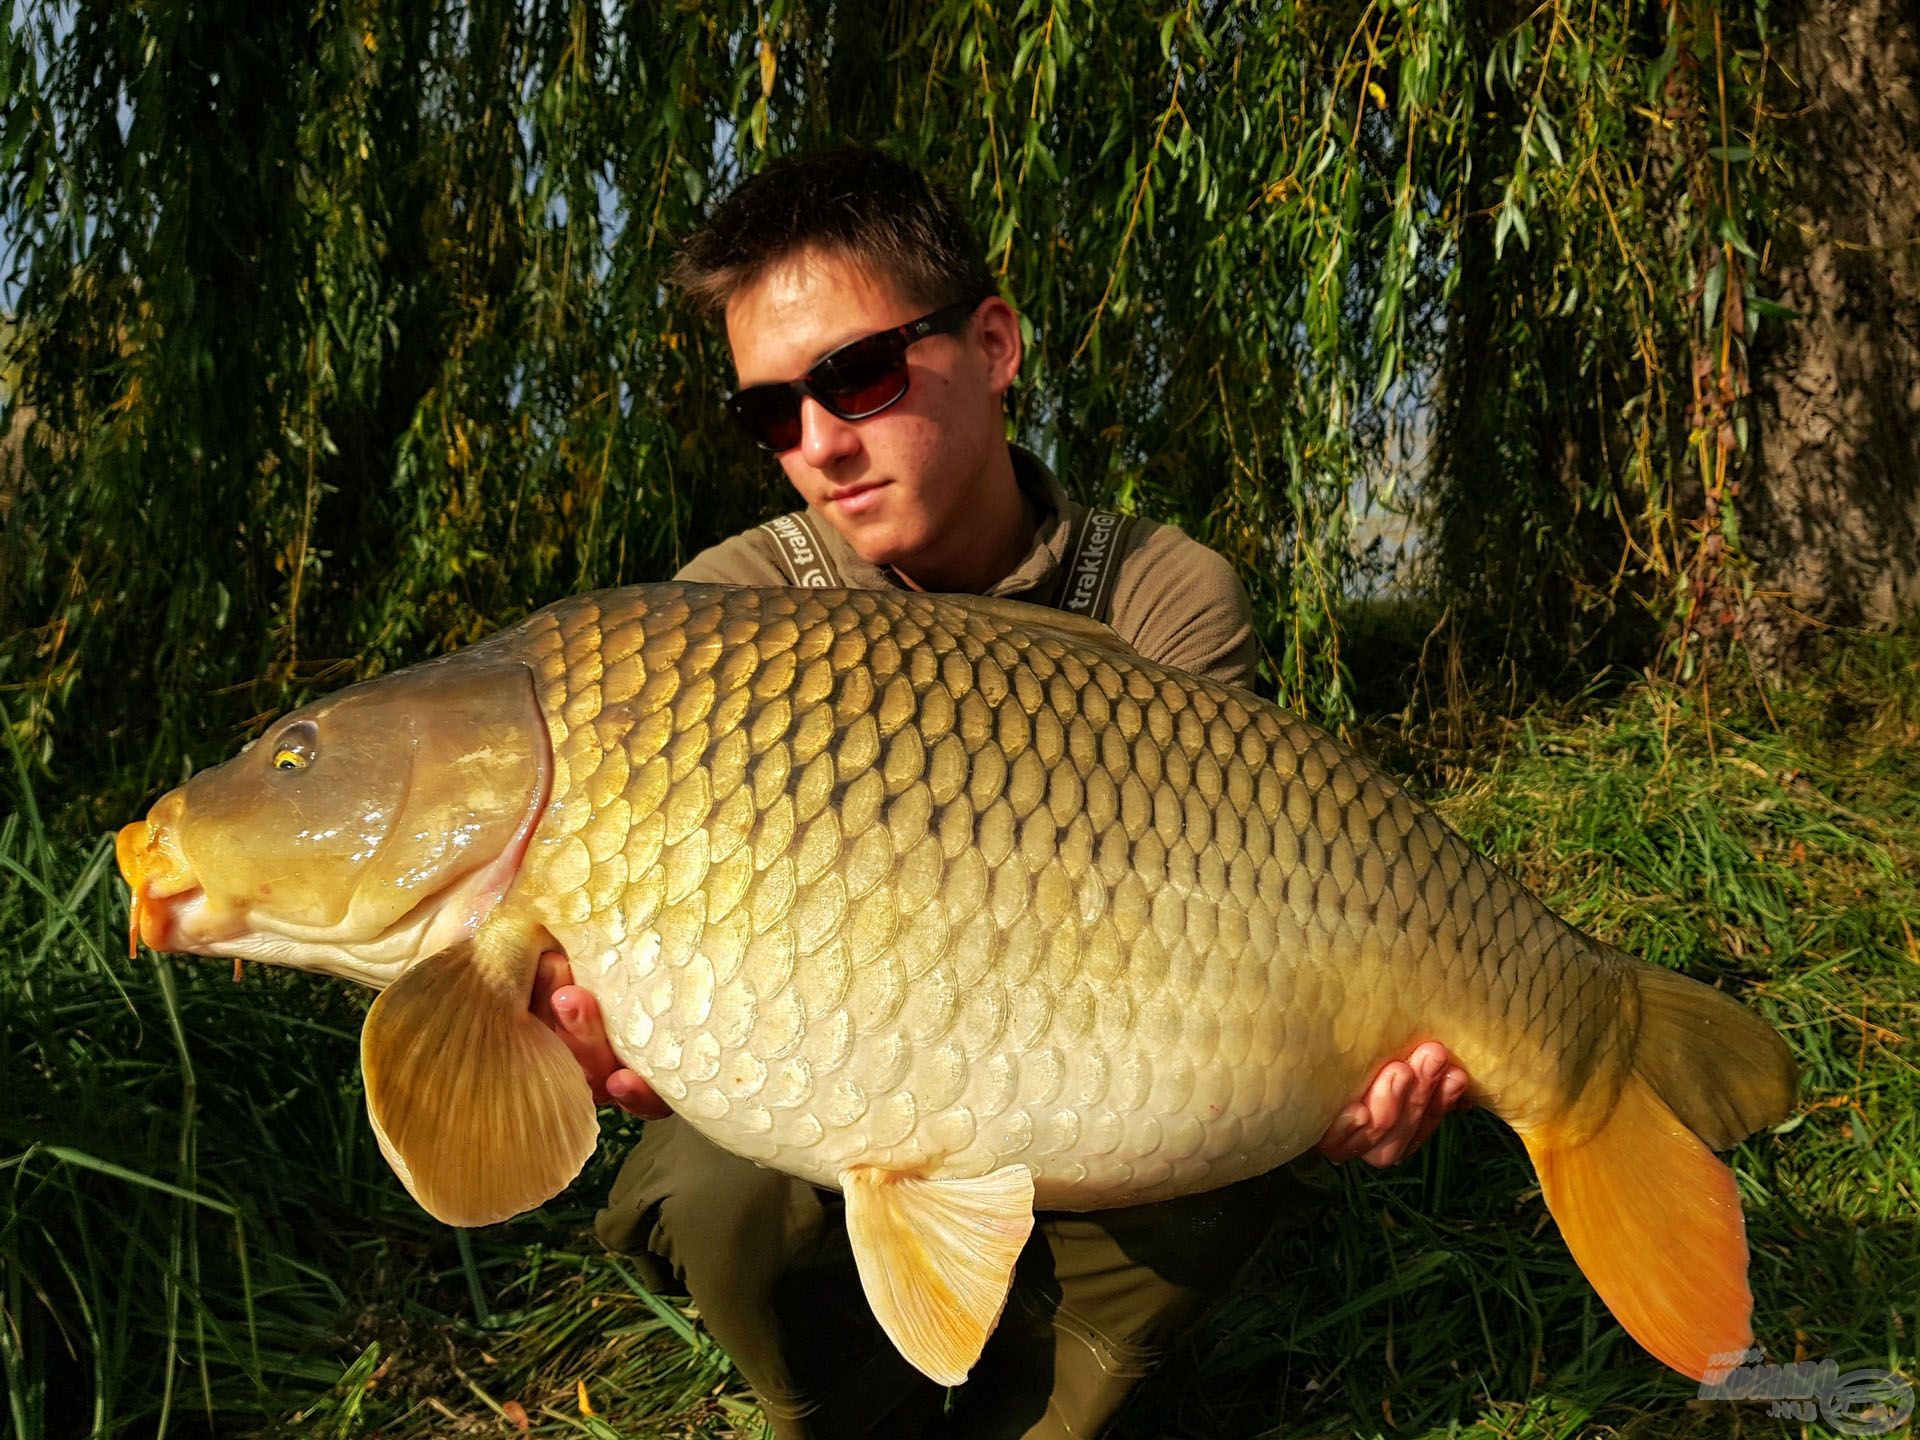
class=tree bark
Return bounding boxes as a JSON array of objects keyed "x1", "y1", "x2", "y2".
[{"x1": 1747, "y1": 0, "x2": 1920, "y2": 632}]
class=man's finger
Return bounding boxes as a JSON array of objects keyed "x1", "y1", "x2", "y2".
[
  {"x1": 1315, "y1": 1048, "x2": 1476, "y2": 1165},
  {"x1": 1355, "y1": 1068, "x2": 1418, "y2": 1166},
  {"x1": 607, "y1": 1068, "x2": 673, "y2": 1120},
  {"x1": 1364, "y1": 1064, "x2": 1413, "y2": 1141},
  {"x1": 548, "y1": 984, "x2": 621, "y2": 1094},
  {"x1": 1364, "y1": 1068, "x2": 1435, "y2": 1168},
  {"x1": 1411, "y1": 1067, "x2": 1472, "y2": 1149},
  {"x1": 1322, "y1": 1060, "x2": 1412, "y2": 1162},
  {"x1": 551, "y1": 985, "x2": 609, "y2": 1051},
  {"x1": 1316, "y1": 1101, "x2": 1372, "y2": 1161},
  {"x1": 529, "y1": 951, "x2": 573, "y2": 1023},
  {"x1": 1369, "y1": 1058, "x2": 1474, "y2": 1165}
]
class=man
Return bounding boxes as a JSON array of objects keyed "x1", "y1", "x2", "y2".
[{"x1": 531, "y1": 148, "x2": 1470, "y2": 1438}]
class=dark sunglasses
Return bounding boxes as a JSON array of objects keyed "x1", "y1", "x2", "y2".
[{"x1": 727, "y1": 297, "x2": 985, "y2": 452}]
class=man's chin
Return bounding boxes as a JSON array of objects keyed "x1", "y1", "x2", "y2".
[
  {"x1": 848, "y1": 527, "x2": 939, "y2": 576},
  {"x1": 817, "y1": 508, "x2": 912, "y2": 568}
]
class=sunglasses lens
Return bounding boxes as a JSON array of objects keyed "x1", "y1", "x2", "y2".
[
  {"x1": 730, "y1": 387, "x2": 803, "y2": 452},
  {"x1": 727, "y1": 329, "x2": 920, "y2": 450},
  {"x1": 813, "y1": 336, "x2": 909, "y2": 417}
]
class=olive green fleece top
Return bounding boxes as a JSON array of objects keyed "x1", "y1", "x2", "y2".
[{"x1": 673, "y1": 446, "x2": 1259, "y2": 690}]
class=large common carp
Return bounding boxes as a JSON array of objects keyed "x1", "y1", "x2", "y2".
[{"x1": 117, "y1": 583, "x2": 1795, "y2": 1386}]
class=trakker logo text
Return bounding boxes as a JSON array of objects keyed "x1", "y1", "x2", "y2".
[
  {"x1": 1065, "y1": 511, "x2": 1119, "y2": 612},
  {"x1": 767, "y1": 515, "x2": 832, "y2": 587}
]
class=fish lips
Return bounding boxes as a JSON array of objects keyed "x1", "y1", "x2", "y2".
[{"x1": 117, "y1": 789, "x2": 212, "y2": 957}]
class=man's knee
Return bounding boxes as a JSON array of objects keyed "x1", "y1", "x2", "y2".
[
  {"x1": 961, "y1": 1163, "x2": 1334, "y2": 1439},
  {"x1": 595, "y1": 1123, "x2": 935, "y2": 1439},
  {"x1": 595, "y1": 1121, "x2": 824, "y2": 1296}
]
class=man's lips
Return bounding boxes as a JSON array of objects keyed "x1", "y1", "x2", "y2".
[{"x1": 826, "y1": 479, "x2": 889, "y2": 514}]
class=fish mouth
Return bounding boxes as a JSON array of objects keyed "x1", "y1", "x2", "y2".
[
  {"x1": 117, "y1": 792, "x2": 209, "y2": 958},
  {"x1": 130, "y1": 883, "x2": 209, "y2": 955}
]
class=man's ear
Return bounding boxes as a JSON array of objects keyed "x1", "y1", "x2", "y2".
[{"x1": 975, "y1": 297, "x2": 1023, "y2": 399}]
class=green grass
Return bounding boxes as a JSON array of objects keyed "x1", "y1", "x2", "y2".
[{"x1": 4, "y1": 629, "x2": 1917, "y2": 1438}]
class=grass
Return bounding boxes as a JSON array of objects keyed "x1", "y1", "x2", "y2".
[{"x1": 3, "y1": 627, "x2": 1917, "y2": 1438}]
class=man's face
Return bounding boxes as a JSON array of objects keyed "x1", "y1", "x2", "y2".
[{"x1": 724, "y1": 246, "x2": 1022, "y2": 572}]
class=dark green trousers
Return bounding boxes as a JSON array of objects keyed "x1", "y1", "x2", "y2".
[{"x1": 595, "y1": 1118, "x2": 1334, "y2": 1439}]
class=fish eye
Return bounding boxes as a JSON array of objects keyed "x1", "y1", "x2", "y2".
[{"x1": 270, "y1": 720, "x2": 319, "y2": 773}]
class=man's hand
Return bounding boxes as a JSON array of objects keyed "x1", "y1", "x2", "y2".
[
  {"x1": 1315, "y1": 1041, "x2": 1472, "y2": 1166},
  {"x1": 530, "y1": 953, "x2": 672, "y2": 1119}
]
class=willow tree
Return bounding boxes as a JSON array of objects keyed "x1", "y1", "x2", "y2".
[{"x1": 2, "y1": 0, "x2": 1903, "y2": 811}]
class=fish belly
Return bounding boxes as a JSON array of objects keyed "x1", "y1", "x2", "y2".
[{"x1": 576, "y1": 931, "x2": 1394, "y2": 1208}]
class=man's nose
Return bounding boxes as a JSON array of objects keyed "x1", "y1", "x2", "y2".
[{"x1": 797, "y1": 396, "x2": 861, "y2": 467}]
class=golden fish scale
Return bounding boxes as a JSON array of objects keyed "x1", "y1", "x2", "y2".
[{"x1": 502, "y1": 584, "x2": 1629, "y2": 1207}]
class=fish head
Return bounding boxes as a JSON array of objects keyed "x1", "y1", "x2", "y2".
[{"x1": 116, "y1": 653, "x2": 551, "y2": 987}]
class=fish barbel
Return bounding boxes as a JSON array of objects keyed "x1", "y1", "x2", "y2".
[{"x1": 117, "y1": 583, "x2": 1795, "y2": 1386}]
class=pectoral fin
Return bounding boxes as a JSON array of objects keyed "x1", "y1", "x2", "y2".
[
  {"x1": 841, "y1": 1164, "x2": 1036, "y2": 1386},
  {"x1": 361, "y1": 926, "x2": 598, "y2": 1227}
]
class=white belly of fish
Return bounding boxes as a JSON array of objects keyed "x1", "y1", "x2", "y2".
[{"x1": 570, "y1": 925, "x2": 1373, "y2": 1210}]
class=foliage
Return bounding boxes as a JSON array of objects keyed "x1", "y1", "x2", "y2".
[
  {"x1": 1, "y1": 0, "x2": 1792, "y2": 813},
  {"x1": 4, "y1": 625, "x2": 1917, "y2": 1436},
  {"x1": 1425, "y1": 1, "x2": 1787, "y2": 682}
]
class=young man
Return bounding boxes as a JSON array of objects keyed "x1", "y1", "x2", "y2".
[{"x1": 532, "y1": 149, "x2": 1470, "y2": 1438}]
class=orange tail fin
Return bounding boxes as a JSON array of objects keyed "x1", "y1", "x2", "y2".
[
  {"x1": 1519, "y1": 1072, "x2": 1754, "y2": 1381},
  {"x1": 1516, "y1": 960, "x2": 1794, "y2": 1378}
]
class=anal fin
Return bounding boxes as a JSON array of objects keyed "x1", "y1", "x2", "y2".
[
  {"x1": 841, "y1": 1164, "x2": 1036, "y2": 1387},
  {"x1": 361, "y1": 921, "x2": 599, "y2": 1227}
]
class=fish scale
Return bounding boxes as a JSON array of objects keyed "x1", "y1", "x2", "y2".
[{"x1": 510, "y1": 584, "x2": 1618, "y2": 1204}]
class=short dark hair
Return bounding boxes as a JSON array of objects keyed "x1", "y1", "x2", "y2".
[{"x1": 671, "y1": 148, "x2": 996, "y2": 316}]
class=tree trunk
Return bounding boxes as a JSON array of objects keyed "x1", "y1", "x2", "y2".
[{"x1": 1746, "y1": 0, "x2": 1920, "y2": 633}]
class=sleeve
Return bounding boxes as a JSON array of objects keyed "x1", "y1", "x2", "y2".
[
  {"x1": 1105, "y1": 522, "x2": 1259, "y2": 691},
  {"x1": 671, "y1": 528, "x2": 794, "y2": 586}
]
